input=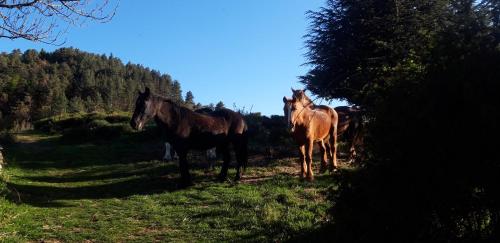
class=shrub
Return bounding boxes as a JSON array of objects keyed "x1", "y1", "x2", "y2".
[
  {"x1": 104, "y1": 114, "x2": 131, "y2": 124},
  {"x1": 0, "y1": 133, "x2": 17, "y2": 145}
]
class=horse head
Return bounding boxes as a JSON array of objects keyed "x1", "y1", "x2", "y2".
[
  {"x1": 283, "y1": 96, "x2": 307, "y2": 133},
  {"x1": 291, "y1": 88, "x2": 314, "y2": 108},
  {"x1": 130, "y1": 87, "x2": 156, "y2": 130}
]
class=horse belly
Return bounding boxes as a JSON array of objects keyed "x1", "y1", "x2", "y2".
[
  {"x1": 188, "y1": 132, "x2": 226, "y2": 150},
  {"x1": 312, "y1": 123, "x2": 331, "y2": 140}
]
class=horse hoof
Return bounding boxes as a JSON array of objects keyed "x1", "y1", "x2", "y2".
[{"x1": 319, "y1": 167, "x2": 327, "y2": 174}]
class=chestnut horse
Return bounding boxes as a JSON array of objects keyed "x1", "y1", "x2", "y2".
[
  {"x1": 130, "y1": 87, "x2": 248, "y2": 186},
  {"x1": 292, "y1": 89, "x2": 363, "y2": 162},
  {"x1": 283, "y1": 93, "x2": 338, "y2": 181}
]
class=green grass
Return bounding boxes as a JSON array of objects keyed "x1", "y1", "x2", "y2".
[{"x1": 0, "y1": 131, "x2": 337, "y2": 242}]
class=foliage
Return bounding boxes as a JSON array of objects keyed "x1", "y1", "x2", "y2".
[
  {"x1": 31, "y1": 112, "x2": 135, "y2": 143},
  {"x1": 303, "y1": 0, "x2": 500, "y2": 241},
  {"x1": 0, "y1": 132, "x2": 17, "y2": 145},
  {"x1": 0, "y1": 0, "x2": 117, "y2": 44},
  {"x1": 0, "y1": 48, "x2": 185, "y2": 131},
  {"x1": 184, "y1": 91, "x2": 195, "y2": 110},
  {"x1": 244, "y1": 113, "x2": 295, "y2": 157}
]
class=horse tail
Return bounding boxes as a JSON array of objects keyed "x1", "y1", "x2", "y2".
[
  {"x1": 241, "y1": 126, "x2": 249, "y2": 171},
  {"x1": 330, "y1": 107, "x2": 339, "y2": 134}
]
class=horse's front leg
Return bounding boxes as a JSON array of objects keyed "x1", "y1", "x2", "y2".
[
  {"x1": 298, "y1": 145, "x2": 307, "y2": 179},
  {"x1": 177, "y1": 150, "x2": 192, "y2": 187},
  {"x1": 305, "y1": 140, "x2": 314, "y2": 181}
]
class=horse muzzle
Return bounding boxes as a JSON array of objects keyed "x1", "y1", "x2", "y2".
[{"x1": 130, "y1": 120, "x2": 144, "y2": 131}]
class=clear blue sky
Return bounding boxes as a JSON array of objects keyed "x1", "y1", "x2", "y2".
[{"x1": 0, "y1": 0, "x2": 345, "y2": 116}]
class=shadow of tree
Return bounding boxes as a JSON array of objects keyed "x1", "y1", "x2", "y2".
[{"x1": 3, "y1": 131, "x2": 229, "y2": 207}]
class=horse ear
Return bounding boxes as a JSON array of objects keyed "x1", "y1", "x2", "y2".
[
  {"x1": 144, "y1": 87, "x2": 151, "y2": 96},
  {"x1": 291, "y1": 87, "x2": 295, "y2": 93},
  {"x1": 302, "y1": 89, "x2": 306, "y2": 93},
  {"x1": 283, "y1": 96, "x2": 288, "y2": 103}
]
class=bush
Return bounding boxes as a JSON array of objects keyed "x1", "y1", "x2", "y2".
[
  {"x1": 244, "y1": 113, "x2": 295, "y2": 157},
  {"x1": 104, "y1": 114, "x2": 131, "y2": 124},
  {"x1": 61, "y1": 123, "x2": 134, "y2": 144},
  {"x1": 0, "y1": 133, "x2": 17, "y2": 145},
  {"x1": 32, "y1": 113, "x2": 134, "y2": 144}
]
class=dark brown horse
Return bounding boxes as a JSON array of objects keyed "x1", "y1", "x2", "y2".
[
  {"x1": 335, "y1": 105, "x2": 364, "y2": 162},
  {"x1": 130, "y1": 87, "x2": 248, "y2": 186},
  {"x1": 283, "y1": 93, "x2": 338, "y2": 181},
  {"x1": 292, "y1": 89, "x2": 363, "y2": 162}
]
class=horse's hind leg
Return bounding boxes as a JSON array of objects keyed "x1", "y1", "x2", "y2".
[
  {"x1": 348, "y1": 142, "x2": 357, "y2": 164},
  {"x1": 318, "y1": 141, "x2": 328, "y2": 174},
  {"x1": 234, "y1": 142, "x2": 247, "y2": 181},
  {"x1": 218, "y1": 145, "x2": 231, "y2": 182}
]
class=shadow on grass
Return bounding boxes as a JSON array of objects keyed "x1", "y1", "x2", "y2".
[
  {"x1": 3, "y1": 130, "x2": 230, "y2": 207},
  {"x1": 5, "y1": 163, "x2": 223, "y2": 208},
  {"x1": 5, "y1": 132, "x2": 165, "y2": 170}
]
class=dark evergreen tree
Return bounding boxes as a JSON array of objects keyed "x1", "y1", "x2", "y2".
[
  {"x1": 215, "y1": 101, "x2": 225, "y2": 110},
  {"x1": 184, "y1": 91, "x2": 195, "y2": 110},
  {"x1": 302, "y1": 0, "x2": 500, "y2": 241}
]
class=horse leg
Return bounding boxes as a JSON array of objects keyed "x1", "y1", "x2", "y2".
[
  {"x1": 318, "y1": 140, "x2": 328, "y2": 174},
  {"x1": 177, "y1": 150, "x2": 192, "y2": 187},
  {"x1": 325, "y1": 141, "x2": 334, "y2": 165},
  {"x1": 234, "y1": 136, "x2": 248, "y2": 181},
  {"x1": 330, "y1": 125, "x2": 338, "y2": 171},
  {"x1": 305, "y1": 140, "x2": 314, "y2": 181},
  {"x1": 218, "y1": 145, "x2": 231, "y2": 182},
  {"x1": 348, "y1": 142, "x2": 357, "y2": 164},
  {"x1": 298, "y1": 145, "x2": 307, "y2": 179}
]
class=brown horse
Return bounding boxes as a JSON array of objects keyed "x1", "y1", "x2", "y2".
[
  {"x1": 283, "y1": 94, "x2": 338, "y2": 181},
  {"x1": 335, "y1": 105, "x2": 364, "y2": 162},
  {"x1": 130, "y1": 87, "x2": 248, "y2": 186},
  {"x1": 292, "y1": 89, "x2": 363, "y2": 162}
]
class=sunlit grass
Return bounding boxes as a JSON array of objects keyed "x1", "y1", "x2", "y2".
[{"x1": 0, "y1": 131, "x2": 336, "y2": 242}]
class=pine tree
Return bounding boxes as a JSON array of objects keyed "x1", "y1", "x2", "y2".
[
  {"x1": 68, "y1": 97, "x2": 84, "y2": 114},
  {"x1": 184, "y1": 91, "x2": 195, "y2": 110},
  {"x1": 215, "y1": 101, "x2": 225, "y2": 110}
]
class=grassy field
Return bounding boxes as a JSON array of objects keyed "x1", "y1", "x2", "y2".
[{"x1": 0, "y1": 131, "x2": 338, "y2": 242}]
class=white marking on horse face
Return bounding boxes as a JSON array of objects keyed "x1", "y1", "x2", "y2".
[{"x1": 164, "y1": 143, "x2": 172, "y2": 160}]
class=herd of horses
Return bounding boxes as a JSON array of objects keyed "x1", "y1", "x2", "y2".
[{"x1": 130, "y1": 87, "x2": 363, "y2": 186}]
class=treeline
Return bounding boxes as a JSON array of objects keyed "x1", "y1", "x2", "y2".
[
  {"x1": 0, "y1": 48, "x2": 189, "y2": 131},
  {"x1": 302, "y1": 0, "x2": 500, "y2": 241}
]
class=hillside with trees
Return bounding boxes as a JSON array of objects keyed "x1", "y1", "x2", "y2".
[{"x1": 0, "y1": 48, "x2": 186, "y2": 131}]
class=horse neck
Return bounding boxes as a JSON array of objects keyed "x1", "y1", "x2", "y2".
[
  {"x1": 294, "y1": 106, "x2": 314, "y2": 126},
  {"x1": 154, "y1": 97, "x2": 177, "y2": 130},
  {"x1": 300, "y1": 95, "x2": 314, "y2": 108}
]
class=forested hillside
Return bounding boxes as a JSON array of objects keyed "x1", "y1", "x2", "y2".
[{"x1": 0, "y1": 48, "x2": 185, "y2": 130}]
